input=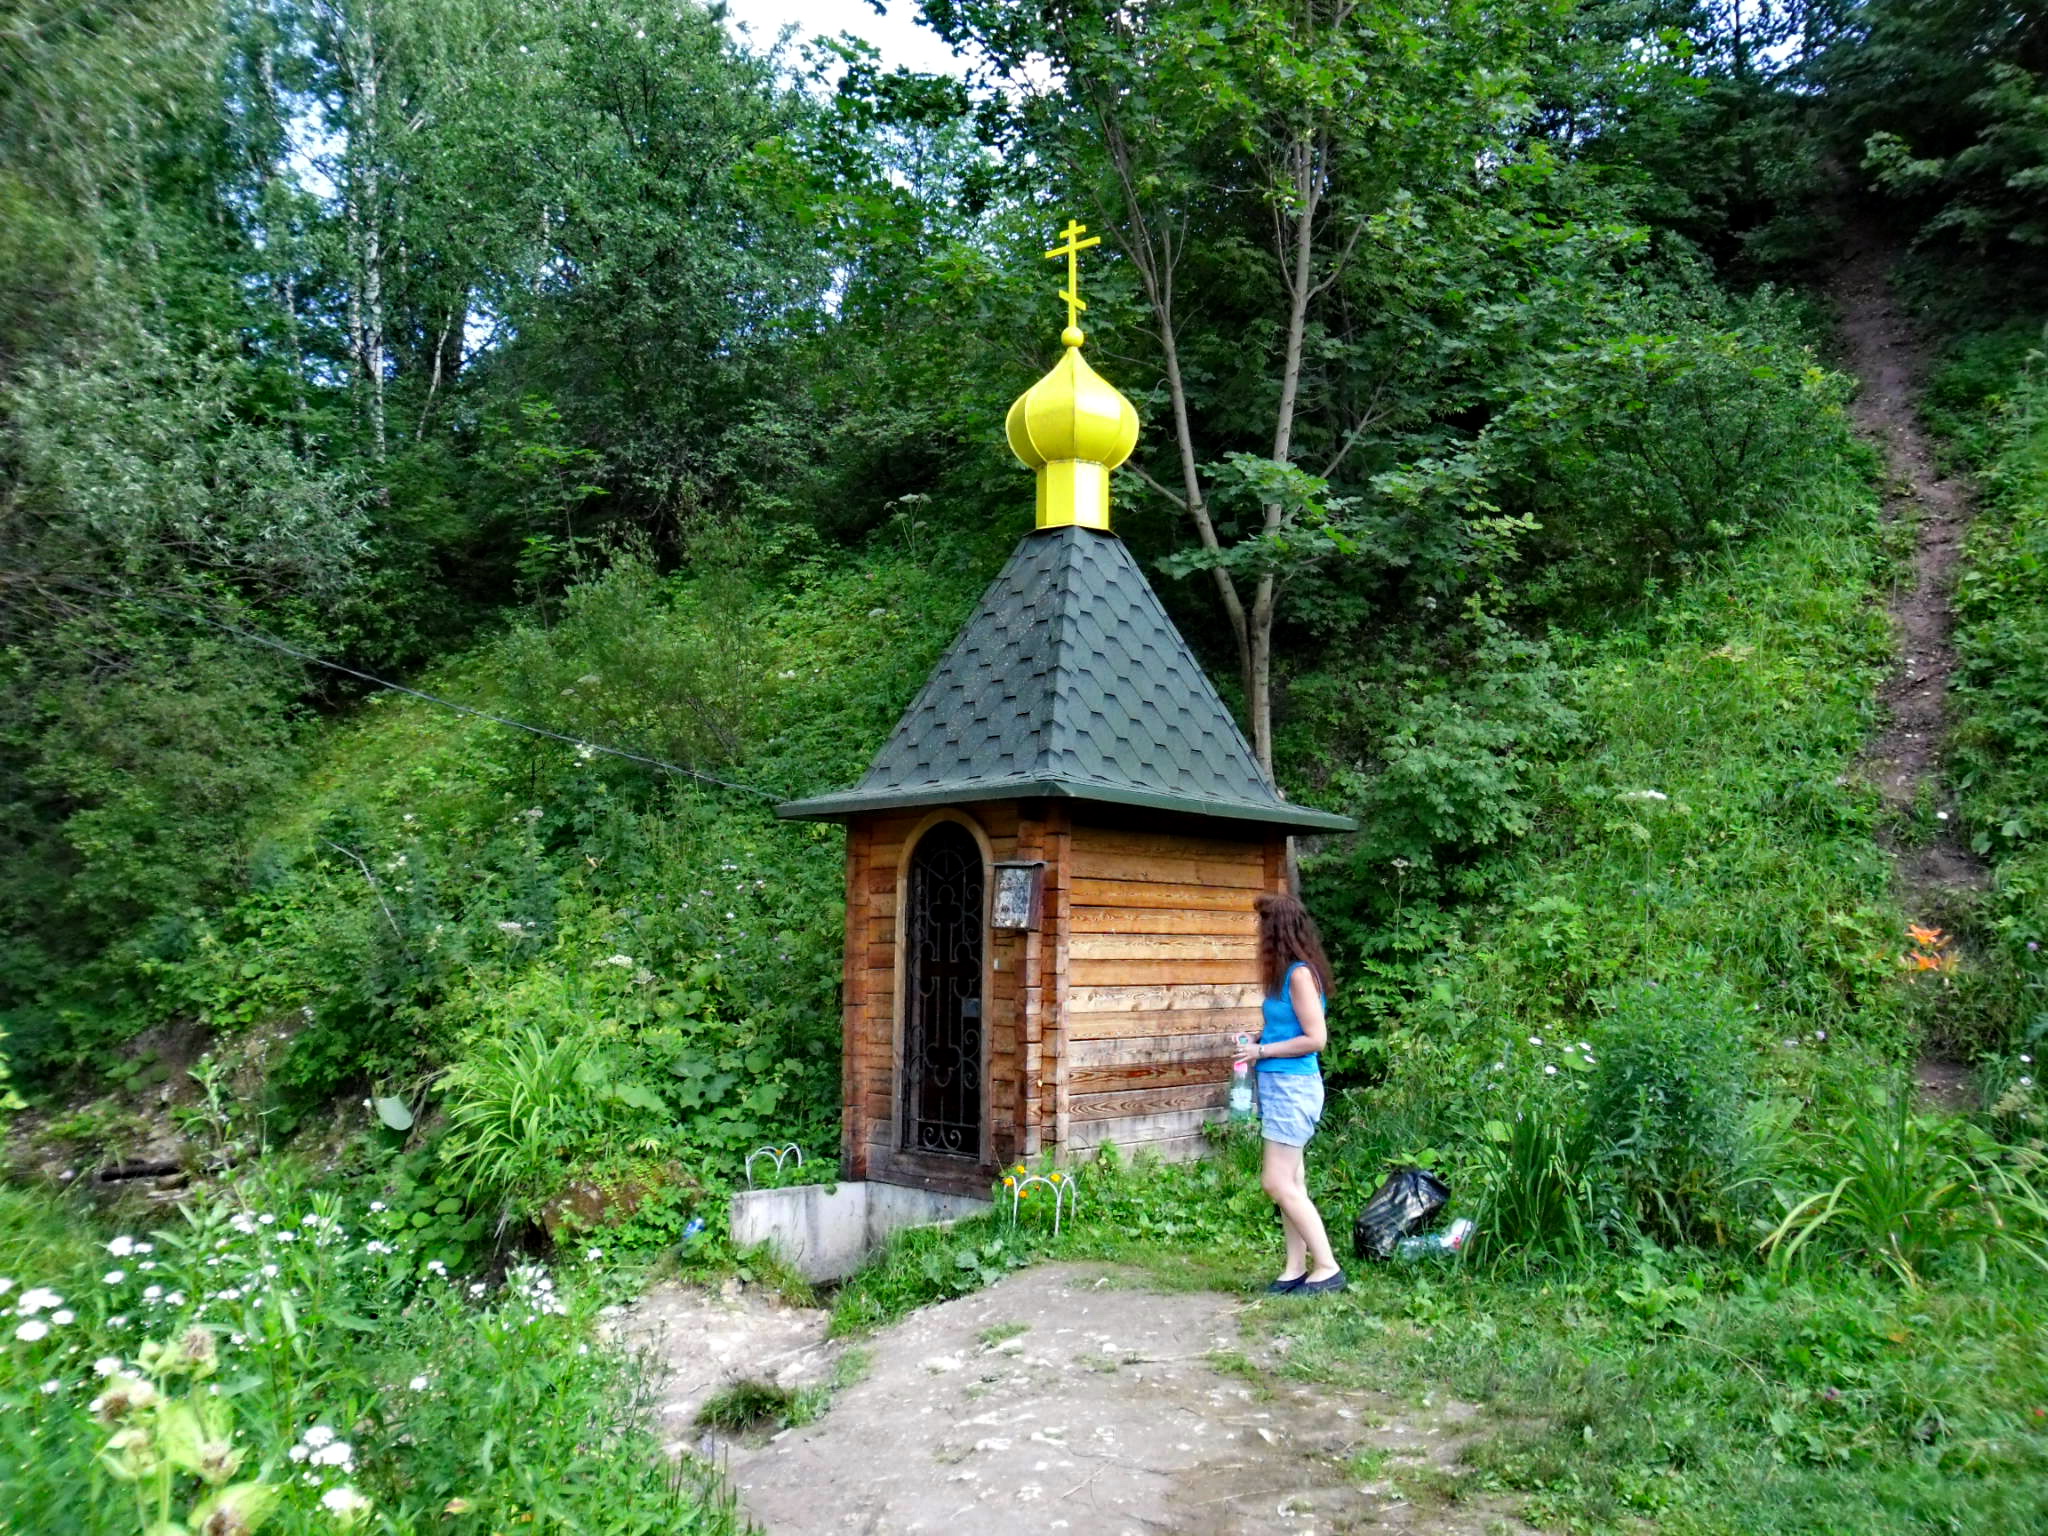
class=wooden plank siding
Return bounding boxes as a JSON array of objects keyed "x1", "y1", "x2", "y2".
[
  {"x1": 1050, "y1": 821, "x2": 1276, "y2": 1165},
  {"x1": 840, "y1": 808, "x2": 1285, "y2": 1187}
]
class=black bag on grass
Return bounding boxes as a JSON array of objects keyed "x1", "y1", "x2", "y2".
[{"x1": 1352, "y1": 1166, "x2": 1450, "y2": 1261}]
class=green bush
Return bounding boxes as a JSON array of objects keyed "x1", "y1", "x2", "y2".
[
  {"x1": 0, "y1": 1174, "x2": 739, "y2": 1534},
  {"x1": 1584, "y1": 977, "x2": 1760, "y2": 1246}
]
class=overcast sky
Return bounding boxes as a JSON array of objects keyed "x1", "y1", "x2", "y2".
[{"x1": 722, "y1": 0, "x2": 969, "y2": 77}]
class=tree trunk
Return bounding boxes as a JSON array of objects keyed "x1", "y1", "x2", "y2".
[{"x1": 341, "y1": 0, "x2": 388, "y2": 460}]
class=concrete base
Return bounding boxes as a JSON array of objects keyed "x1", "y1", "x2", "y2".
[{"x1": 729, "y1": 1180, "x2": 992, "y2": 1282}]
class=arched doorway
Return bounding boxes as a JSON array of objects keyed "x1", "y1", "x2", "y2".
[{"x1": 901, "y1": 820, "x2": 985, "y2": 1157}]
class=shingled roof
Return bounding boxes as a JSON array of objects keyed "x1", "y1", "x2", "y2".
[{"x1": 777, "y1": 526, "x2": 1354, "y2": 833}]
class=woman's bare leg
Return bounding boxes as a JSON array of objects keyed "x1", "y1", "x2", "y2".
[{"x1": 1262, "y1": 1141, "x2": 1338, "y2": 1280}]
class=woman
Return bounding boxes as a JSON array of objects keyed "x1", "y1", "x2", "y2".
[{"x1": 1236, "y1": 892, "x2": 1344, "y2": 1294}]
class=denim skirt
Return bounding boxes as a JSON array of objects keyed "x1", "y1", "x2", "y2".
[{"x1": 1256, "y1": 1070, "x2": 1325, "y2": 1147}]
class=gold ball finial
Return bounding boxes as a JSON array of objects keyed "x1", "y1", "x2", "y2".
[{"x1": 1061, "y1": 325, "x2": 1085, "y2": 349}]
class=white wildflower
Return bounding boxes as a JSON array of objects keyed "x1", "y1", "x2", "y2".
[
  {"x1": 1544, "y1": 1064, "x2": 1558, "y2": 1076},
  {"x1": 321, "y1": 1485, "x2": 372, "y2": 1521},
  {"x1": 14, "y1": 1320, "x2": 49, "y2": 1342},
  {"x1": 104, "y1": 1270, "x2": 126, "y2": 1285},
  {"x1": 106, "y1": 1236, "x2": 137, "y2": 1258},
  {"x1": 303, "y1": 1426, "x2": 336, "y2": 1449},
  {"x1": 50, "y1": 1310, "x2": 73, "y2": 1325},
  {"x1": 311, "y1": 1440, "x2": 353, "y2": 1468},
  {"x1": 17, "y1": 1287, "x2": 61, "y2": 1313},
  {"x1": 93, "y1": 1357, "x2": 122, "y2": 1376},
  {"x1": 409, "y1": 1375, "x2": 430, "y2": 1391},
  {"x1": 605, "y1": 953, "x2": 633, "y2": 967}
]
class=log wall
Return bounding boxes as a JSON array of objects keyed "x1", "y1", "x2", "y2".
[
  {"x1": 839, "y1": 802, "x2": 1288, "y2": 1192},
  {"x1": 1061, "y1": 818, "x2": 1285, "y2": 1164}
]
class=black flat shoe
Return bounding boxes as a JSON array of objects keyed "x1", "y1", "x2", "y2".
[
  {"x1": 1297, "y1": 1270, "x2": 1348, "y2": 1295},
  {"x1": 1265, "y1": 1274, "x2": 1307, "y2": 1293}
]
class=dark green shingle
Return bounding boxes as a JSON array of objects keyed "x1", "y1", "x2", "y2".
[{"x1": 778, "y1": 527, "x2": 1353, "y2": 833}]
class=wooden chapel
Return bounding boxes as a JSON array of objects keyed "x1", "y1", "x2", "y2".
[{"x1": 778, "y1": 223, "x2": 1352, "y2": 1197}]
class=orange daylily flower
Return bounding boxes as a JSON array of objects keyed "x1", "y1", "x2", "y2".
[{"x1": 1907, "y1": 923, "x2": 1946, "y2": 948}]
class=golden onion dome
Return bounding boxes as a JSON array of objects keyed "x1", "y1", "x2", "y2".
[{"x1": 1005, "y1": 326, "x2": 1141, "y2": 532}]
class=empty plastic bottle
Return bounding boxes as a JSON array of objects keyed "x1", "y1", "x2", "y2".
[
  {"x1": 1229, "y1": 1036, "x2": 1256, "y2": 1122},
  {"x1": 1396, "y1": 1217, "x2": 1475, "y2": 1259}
]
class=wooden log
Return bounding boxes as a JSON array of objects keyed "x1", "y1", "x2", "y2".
[
  {"x1": 1068, "y1": 1006, "x2": 1261, "y2": 1041},
  {"x1": 1068, "y1": 982, "x2": 1263, "y2": 1014},
  {"x1": 1069, "y1": 1033, "x2": 1242, "y2": 1068},
  {"x1": 1072, "y1": 827, "x2": 1267, "y2": 861},
  {"x1": 1064, "y1": 1106, "x2": 1221, "y2": 1150},
  {"x1": 1069, "y1": 933, "x2": 1257, "y2": 962},
  {"x1": 1070, "y1": 878, "x2": 1255, "y2": 911},
  {"x1": 1070, "y1": 1082, "x2": 1227, "y2": 1121},
  {"x1": 1069, "y1": 847, "x2": 1267, "y2": 889},
  {"x1": 1069, "y1": 1060, "x2": 1227, "y2": 1094},
  {"x1": 1070, "y1": 958, "x2": 1257, "y2": 987},
  {"x1": 1048, "y1": 803, "x2": 1073, "y2": 1159},
  {"x1": 1070, "y1": 907, "x2": 1258, "y2": 936}
]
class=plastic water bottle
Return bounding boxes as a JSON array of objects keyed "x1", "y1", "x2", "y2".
[
  {"x1": 1396, "y1": 1217, "x2": 1474, "y2": 1260},
  {"x1": 1229, "y1": 1036, "x2": 1255, "y2": 1122}
]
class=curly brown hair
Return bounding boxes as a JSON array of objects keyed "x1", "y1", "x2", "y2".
[{"x1": 1254, "y1": 892, "x2": 1333, "y2": 998}]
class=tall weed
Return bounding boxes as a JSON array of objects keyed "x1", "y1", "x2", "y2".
[
  {"x1": 1584, "y1": 977, "x2": 1761, "y2": 1245},
  {"x1": 1762, "y1": 1086, "x2": 2048, "y2": 1287}
]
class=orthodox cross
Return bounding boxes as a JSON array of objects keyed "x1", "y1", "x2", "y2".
[{"x1": 1045, "y1": 218, "x2": 1101, "y2": 341}]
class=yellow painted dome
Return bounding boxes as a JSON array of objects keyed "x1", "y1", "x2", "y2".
[{"x1": 1005, "y1": 328, "x2": 1140, "y2": 531}]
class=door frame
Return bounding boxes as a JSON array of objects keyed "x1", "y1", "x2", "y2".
[{"x1": 891, "y1": 808, "x2": 995, "y2": 1170}]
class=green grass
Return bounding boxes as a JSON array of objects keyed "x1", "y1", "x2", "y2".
[
  {"x1": 0, "y1": 1174, "x2": 742, "y2": 1535},
  {"x1": 1261, "y1": 1253, "x2": 2048, "y2": 1534}
]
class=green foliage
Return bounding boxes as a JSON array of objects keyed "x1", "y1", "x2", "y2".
[
  {"x1": 1829, "y1": 4, "x2": 2048, "y2": 270},
  {"x1": 1468, "y1": 1108, "x2": 1597, "y2": 1269},
  {"x1": 1763, "y1": 1085, "x2": 2048, "y2": 1288},
  {"x1": 436, "y1": 1024, "x2": 640, "y2": 1212},
  {"x1": 1953, "y1": 361, "x2": 2048, "y2": 860},
  {"x1": 1326, "y1": 620, "x2": 1582, "y2": 865},
  {"x1": 1263, "y1": 1248, "x2": 2048, "y2": 1533},
  {"x1": 1308, "y1": 423, "x2": 1900, "y2": 1072},
  {"x1": 0, "y1": 1174, "x2": 741, "y2": 1534},
  {"x1": 694, "y1": 1378, "x2": 804, "y2": 1435},
  {"x1": 1584, "y1": 978, "x2": 1761, "y2": 1246}
]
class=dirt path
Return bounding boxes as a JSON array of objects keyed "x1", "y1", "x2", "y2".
[
  {"x1": 1831, "y1": 230, "x2": 1989, "y2": 1107},
  {"x1": 624, "y1": 1264, "x2": 1530, "y2": 1536}
]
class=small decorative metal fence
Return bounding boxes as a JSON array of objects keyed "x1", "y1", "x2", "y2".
[
  {"x1": 745, "y1": 1144, "x2": 804, "y2": 1187},
  {"x1": 902, "y1": 821, "x2": 985, "y2": 1157},
  {"x1": 1001, "y1": 1169, "x2": 1078, "y2": 1237}
]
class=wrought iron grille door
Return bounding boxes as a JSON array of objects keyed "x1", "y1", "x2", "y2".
[{"x1": 902, "y1": 821, "x2": 985, "y2": 1157}]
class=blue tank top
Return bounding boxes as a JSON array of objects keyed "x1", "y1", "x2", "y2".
[{"x1": 1259, "y1": 961, "x2": 1321, "y2": 1076}]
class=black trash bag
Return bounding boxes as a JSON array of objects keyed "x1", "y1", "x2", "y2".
[{"x1": 1352, "y1": 1166, "x2": 1450, "y2": 1262}]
